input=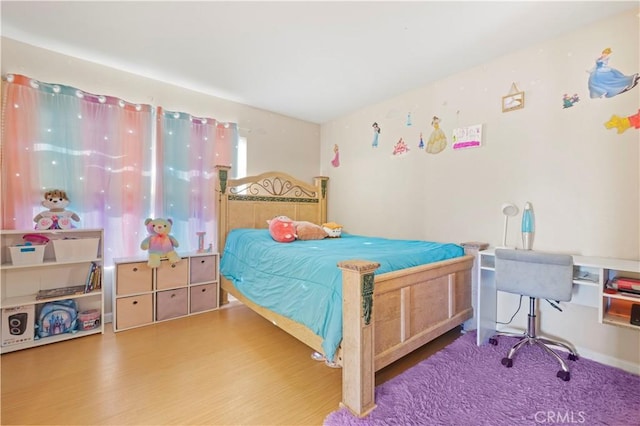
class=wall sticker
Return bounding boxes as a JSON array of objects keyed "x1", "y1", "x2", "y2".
[
  {"x1": 392, "y1": 138, "x2": 410, "y2": 156},
  {"x1": 588, "y1": 47, "x2": 639, "y2": 99},
  {"x1": 604, "y1": 109, "x2": 640, "y2": 134},
  {"x1": 426, "y1": 116, "x2": 447, "y2": 154},
  {"x1": 562, "y1": 93, "x2": 580, "y2": 109},
  {"x1": 372, "y1": 122, "x2": 381, "y2": 148},
  {"x1": 331, "y1": 144, "x2": 340, "y2": 167}
]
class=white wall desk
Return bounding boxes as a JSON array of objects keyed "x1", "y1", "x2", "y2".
[{"x1": 476, "y1": 248, "x2": 640, "y2": 346}]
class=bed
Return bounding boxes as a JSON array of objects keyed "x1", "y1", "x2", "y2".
[{"x1": 215, "y1": 166, "x2": 478, "y2": 417}]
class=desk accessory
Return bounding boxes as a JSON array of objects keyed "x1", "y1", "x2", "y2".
[
  {"x1": 500, "y1": 203, "x2": 519, "y2": 248},
  {"x1": 521, "y1": 202, "x2": 535, "y2": 250}
]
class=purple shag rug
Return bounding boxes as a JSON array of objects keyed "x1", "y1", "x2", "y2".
[{"x1": 324, "y1": 331, "x2": 640, "y2": 425}]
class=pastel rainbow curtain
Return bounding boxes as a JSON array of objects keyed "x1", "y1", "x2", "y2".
[
  {"x1": 1, "y1": 74, "x2": 236, "y2": 263},
  {"x1": 157, "y1": 107, "x2": 237, "y2": 252}
]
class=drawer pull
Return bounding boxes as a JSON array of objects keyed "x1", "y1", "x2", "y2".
[
  {"x1": 200, "y1": 260, "x2": 206, "y2": 264},
  {"x1": 201, "y1": 288, "x2": 207, "y2": 293},
  {"x1": 133, "y1": 267, "x2": 138, "y2": 272},
  {"x1": 133, "y1": 300, "x2": 138, "y2": 305},
  {"x1": 171, "y1": 293, "x2": 176, "y2": 298},
  {"x1": 171, "y1": 264, "x2": 176, "y2": 268}
]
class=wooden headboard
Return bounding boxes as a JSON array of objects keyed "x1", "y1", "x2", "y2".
[{"x1": 215, "y1": 166, "x2": 329, "y2": 251}]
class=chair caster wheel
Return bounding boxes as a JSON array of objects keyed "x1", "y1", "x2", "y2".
[
  {"x1": 501, "y1": 357, "x2": 513, "y2": 368},
  {"x1": 557, "y1": 370, "x2": 570, "y2": 381},
  {"x1": 489, "y1": 338, "x2": 498, "y2": 346},
  {"x1": 568, "y1": 353, "x2": 578, "y2": 361}
]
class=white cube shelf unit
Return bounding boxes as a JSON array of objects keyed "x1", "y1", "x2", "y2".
[
  {"x1": 0, "y1": 228, "x2": 105, "y2": 353},
  {"x1": 113, "y1": 252, "x2": 219, "y2": 332}
]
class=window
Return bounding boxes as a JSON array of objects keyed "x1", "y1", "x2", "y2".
[{"x1": 1, "y1": 74, "x2": 239, "y2": 259}]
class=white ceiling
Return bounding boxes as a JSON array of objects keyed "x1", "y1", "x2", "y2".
[{"x1": 1, "y1": 1, "x2": 638, "y2": 124}]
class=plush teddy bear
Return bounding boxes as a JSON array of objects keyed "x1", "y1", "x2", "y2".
[
  {"x1": 267, "y1": 215, "x2": 296, "y2": 243},
  {"x1": 140, "y1": 218, "x2": 181, "y2": 268},
  {"x1": 33, "y1": 189, "x2": 80, "y2": 230}
]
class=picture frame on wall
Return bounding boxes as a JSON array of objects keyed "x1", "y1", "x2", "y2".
[{"x1": 502, "y1": 88, "x2": 525, "y2": 113}]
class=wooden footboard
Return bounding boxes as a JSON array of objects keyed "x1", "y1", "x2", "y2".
[
  {"x1": 215, "y1": 166, "x2": 481, "y2": 418},
  {"x1": 339, "y1": 254, "x2": 474, "y2": 417}
]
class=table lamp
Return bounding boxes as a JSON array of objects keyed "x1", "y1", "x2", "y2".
[
  {"x1": 501, "y1": 203, "x2": 519, "y2": 248},
  {"x1": 521, "y1": 202, "x2": 535, "y2": 250}
]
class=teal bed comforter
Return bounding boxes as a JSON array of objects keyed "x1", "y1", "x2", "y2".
[{"x1": 220, "y1": 229, "x2": 464, "y2": 361}]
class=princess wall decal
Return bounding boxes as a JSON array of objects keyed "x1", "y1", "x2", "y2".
[
  {"x1": 371, "y1": 122, "x2": 381, "y2": 148},
  {"x1": 588, "y1": 47, "x2": 639, "y2": 99},
  {"x1": 331, "y1": 144, "x2": 340, "y2": 167},
  {"x1": 426, "y1": 116, "x2": 447, "y2": 154}
]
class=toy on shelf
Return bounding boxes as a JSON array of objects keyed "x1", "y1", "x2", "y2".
[
  {"x1": 197, "y1": 231, "x2": 206, "y2": 253},
  {"x1": 33, "y1": 189, "x2": 80, "y2": 230},
  {"x1": 140, "y1": 218, "x2": 181, "y2": 268}
]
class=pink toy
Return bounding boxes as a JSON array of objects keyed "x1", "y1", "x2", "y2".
[
  {"x1": 267, "y1": 216, "x2": 296, "y2": 243},
  {"x1": 140, "y1": 218, "x2": 181, "y2": 268}
]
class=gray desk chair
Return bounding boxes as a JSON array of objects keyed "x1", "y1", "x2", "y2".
[{"x1": 489, "y1": 248, "x2": 579, "y2": 381}]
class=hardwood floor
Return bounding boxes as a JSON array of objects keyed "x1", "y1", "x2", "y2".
[{"x1": 1, "y1": 302, "x2": 462, "y2": 425}]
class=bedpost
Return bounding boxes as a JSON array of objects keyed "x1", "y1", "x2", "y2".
[
  {"x1": 338, "y1": 259, "x2": 381, "y2": 418},
  {"x1": 215, "y1": 165, "x2": 231, "y2": 252},
  {"x1": 460, "y1": 242, "x2": 489, "y2": 332},
  {"x1": 216, "y1": 165, "x2": 231, "y2": 305},
  {"x1": 314, "y1": 176, "x2": 329, "y2": 224}
]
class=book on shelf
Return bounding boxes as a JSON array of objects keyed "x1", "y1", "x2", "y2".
[
  {"x1": 84, "y1": 262, "x2": 102, "y2": 292},
  {"x1": 36, "y1": 285, "x2": 87, "y2": 300},
  {"x1": 607, "y1": 277, "x2": 640, "y2": 296}
]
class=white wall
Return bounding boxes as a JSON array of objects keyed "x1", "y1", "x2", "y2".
[{"x1": 320, "y1": 9, "x2": 640, "y2": 370}]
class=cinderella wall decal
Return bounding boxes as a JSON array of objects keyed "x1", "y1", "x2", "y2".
[{"x1": 588, "y1": 47, "x2": 639, "y2": 99}]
